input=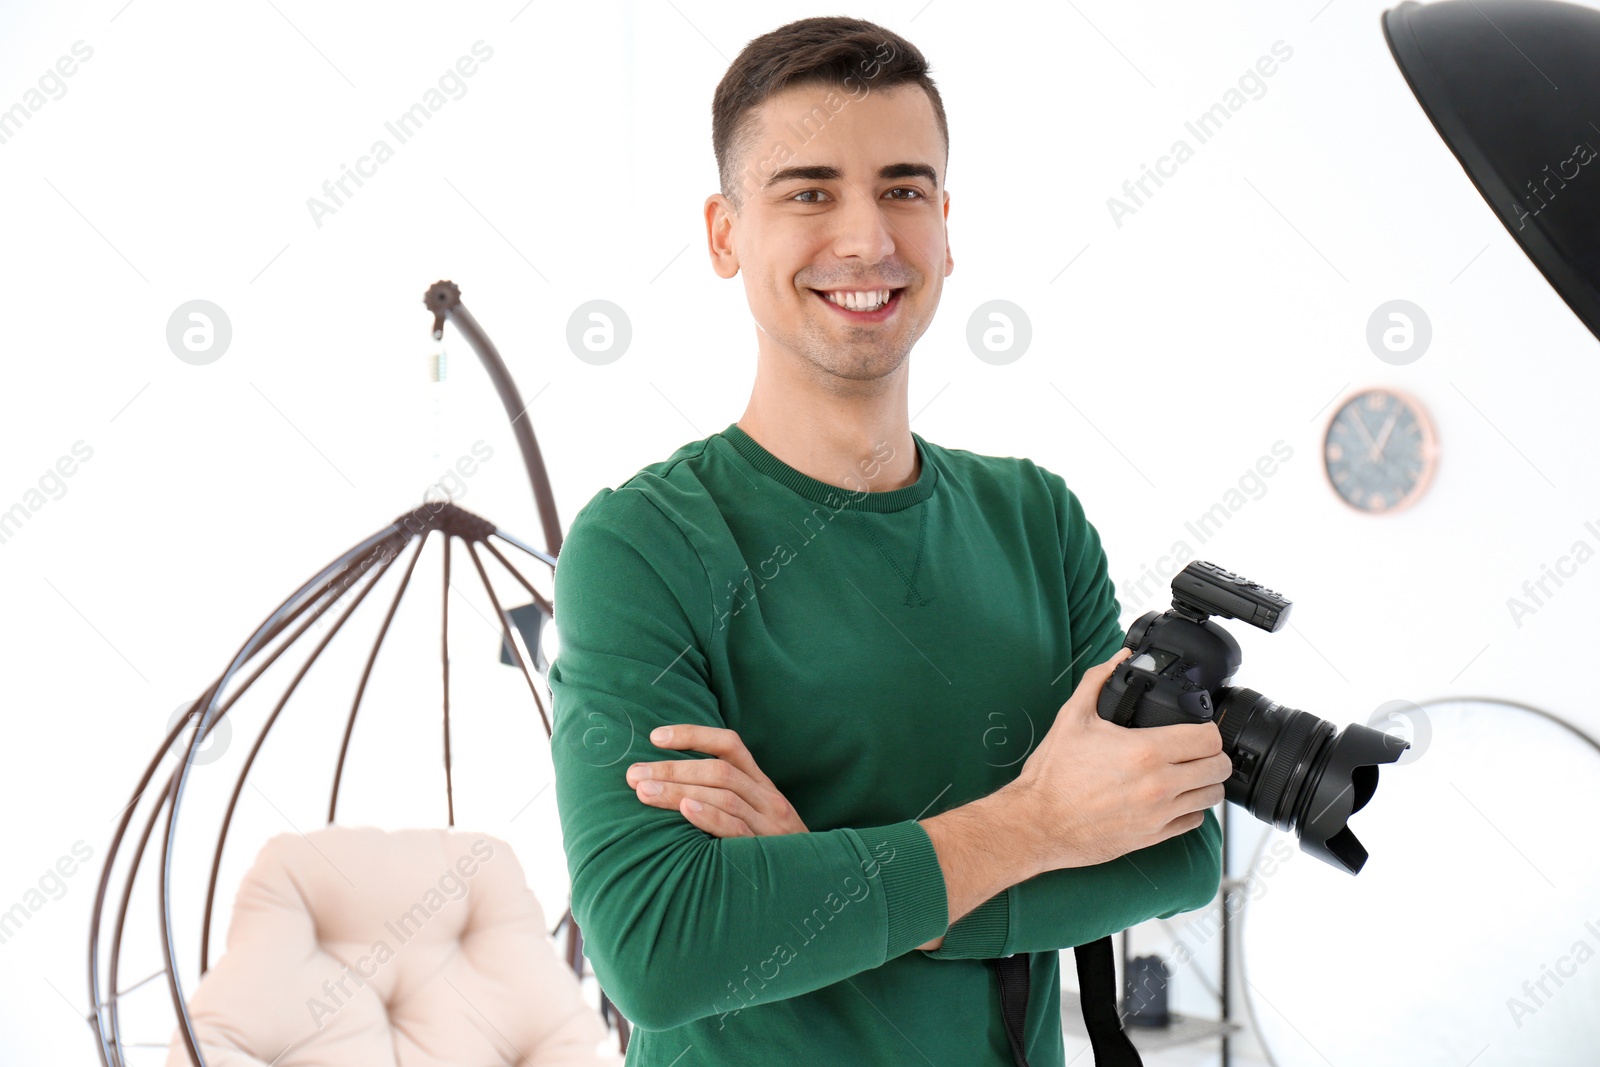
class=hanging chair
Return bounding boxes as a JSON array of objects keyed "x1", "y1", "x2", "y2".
[{"x1": 85, "y1": 282, "x2": 631, "y2": 1066}]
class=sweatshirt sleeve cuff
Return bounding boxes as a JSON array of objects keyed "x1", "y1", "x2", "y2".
[
  {"x1": 851, "y1": 819, "x2": 949, "y2": 960},
  {"x1": 922, "y1": 889, "x2": 1011, "y2": 959}
]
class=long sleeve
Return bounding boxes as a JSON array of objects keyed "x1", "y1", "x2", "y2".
[
  {"x1": 923, "y1": 474, "x2": 1223, "y2": 959},
  {"x1": 547, "y1": 487, "x2": 950, "y2": 1032}
]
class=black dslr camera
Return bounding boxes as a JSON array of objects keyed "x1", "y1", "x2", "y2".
[{"x1": 1097, "y1": 560, "x2": 1408, "y2": 875}]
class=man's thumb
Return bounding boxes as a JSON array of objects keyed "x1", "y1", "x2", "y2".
[{"x1": 1074, "y1": 647, "x2": 1133, "y2": 713}]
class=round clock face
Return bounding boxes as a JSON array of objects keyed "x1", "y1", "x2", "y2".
[{"x1": 1322, "y1": 388, "x2": 1438, "y2": 513}]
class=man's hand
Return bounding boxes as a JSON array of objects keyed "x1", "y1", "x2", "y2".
[
  {"x1": 1003, "y1": 647, "x2": 1232, "y2": 875},
  {"x1": 625, "y1": 724, "x2": 809, "y2": 837},
  {"x1": 625, "y1": 724, "x2": 947, "y2": 950}
]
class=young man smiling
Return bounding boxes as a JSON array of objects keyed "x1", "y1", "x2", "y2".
[{"x1": 548, "y1": 16, "x2": 1229, "y2": 1066}]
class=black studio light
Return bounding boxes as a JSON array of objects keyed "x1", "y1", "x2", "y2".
[{"x1": 1383, "y1": 0, "x2": 1600, "y2": 342}]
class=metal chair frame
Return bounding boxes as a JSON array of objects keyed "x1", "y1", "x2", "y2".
[{"x1": 86, "y1": 281, "x2": 630, "y2": 1065}]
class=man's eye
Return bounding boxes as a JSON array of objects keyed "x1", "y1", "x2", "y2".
[{"x1": 789, "y1": 188, "x2": 926, "y2": 203}]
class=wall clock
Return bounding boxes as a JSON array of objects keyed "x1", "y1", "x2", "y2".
[{"x1": 1322, "y1": 387, "x2": 1439, "y2": 513}]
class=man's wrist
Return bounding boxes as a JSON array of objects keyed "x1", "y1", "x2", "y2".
[
  {"x1": 985, "y1": 779, "x2": 1048, "y2": 881},
  {"x1": 918, "y1": 782, "x2": 1042, "y2": 929}
]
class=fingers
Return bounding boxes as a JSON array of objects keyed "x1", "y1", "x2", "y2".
[
  {"x1": 626, "y1": 755, "x2": 805, "y2": 834},
  {"x1": 650, "y1": 724, "x2": 772, "y2": 786},
  {"x1": 1171, "y1": 751, "x2": 1233, "y2": 795},
  {"x1": 630, "y1": 777, "x2": 806, "y2": 831},
  {"x1": 1088, "y1": 647, "x2": 1134, "y2": 683},
  {"x1": 678, "y1": 797, "x2": 755, "y2": 838},
  {"x1": 1063, "y1": 647, "x2": 1133, "y2": 719},
  {"x1": 634, "y1": 778, "x2": 768, "y2": 835},
  {"x1": 1170, "y1": 781, "x2": 1226, "y2": 817},
  {"x1": 627, "y1": 754, "x2": 754, "y2": 798},
  {"x1": 1156, "y1": 808, "x2": 1208, "y2": 842},
  {"x1": 1148, "y1": 721, "x2": 1226, "y2": 763}
]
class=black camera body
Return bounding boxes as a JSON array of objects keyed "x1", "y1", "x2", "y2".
[{"x1": 1097, "y1": 560, "x2": 1408, "y2": 875}]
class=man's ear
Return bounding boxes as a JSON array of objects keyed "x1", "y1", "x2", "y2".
[
  {"x1": 943, "y1": 189, "x2": 954, "y2": 278},
  {"x1": 705, "y1": 193, "x2": 740, "y2": 280}
]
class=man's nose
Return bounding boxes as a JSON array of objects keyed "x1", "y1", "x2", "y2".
[{"x1": 828, "y1": 192, "x2": 898, "y2": 264}]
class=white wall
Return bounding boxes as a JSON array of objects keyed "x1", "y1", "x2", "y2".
[{"x1": 3, "y1": 1, "x2": 1596, "y2": 1063}]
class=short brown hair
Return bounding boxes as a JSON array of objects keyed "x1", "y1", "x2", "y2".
[{"x1": 712, "y1": 16, "x2": 949, "y2": 212}]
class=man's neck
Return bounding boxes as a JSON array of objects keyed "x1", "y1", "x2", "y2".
[{"x1": 736, "y1": 403, "x2": 920, "y2": 494}]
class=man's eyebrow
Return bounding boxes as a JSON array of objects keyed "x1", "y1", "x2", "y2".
[{"x1": 763, "y1": 162, "x2": 939, "y2": 189}]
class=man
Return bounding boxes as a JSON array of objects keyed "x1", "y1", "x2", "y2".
[{"x1": 548, "y1": 15, "x2": 1231, "y2": 1066}]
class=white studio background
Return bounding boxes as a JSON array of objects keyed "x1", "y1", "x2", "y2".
[{"x1": 2, "y1": 1, "x2": 1597, "y2": 1065}]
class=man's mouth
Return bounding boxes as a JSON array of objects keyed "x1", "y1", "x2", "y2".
[{"x1": 808, "y1": 287, "x2": 906, "y2": 322}]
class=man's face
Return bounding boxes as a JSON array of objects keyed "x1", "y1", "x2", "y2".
[{"x1": 705, "y1": 82, "x2": 953, "y2": 388}]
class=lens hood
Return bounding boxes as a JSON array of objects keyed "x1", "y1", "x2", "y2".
[{"x1": 1294, "y1": 722, "x2": 1410, "y2": 874}]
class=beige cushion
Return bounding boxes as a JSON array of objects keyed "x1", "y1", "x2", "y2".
[{"x1": 165, "y1": 825, "x2": 620, "y2": 1067}]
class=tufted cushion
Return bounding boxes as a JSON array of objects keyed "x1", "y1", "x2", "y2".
[{"x1": 164, "y1": 825, "x2": 620, "y2": 1067}]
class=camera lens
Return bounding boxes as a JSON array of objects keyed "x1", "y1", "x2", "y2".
[
  {"x1": 1214, "y1": 686, "x2": 1404, "y2": 874},
  {"x1": 1215, "y1": 687, "x2": 1334, "y2": 829}
]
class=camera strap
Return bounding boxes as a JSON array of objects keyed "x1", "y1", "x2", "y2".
[
  {"x1": 992, "y1": 937, "x2": 1142, "y2": 1067},
  {"x1": 1107, "y1": 676, "x2": 1153, "y2": 728},
  {"x1": 993, "y1": 953, "x2": 1031, "y2": 1065}
]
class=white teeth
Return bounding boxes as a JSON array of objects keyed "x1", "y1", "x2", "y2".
[{"x1": 821, "y1": 288, "x2": 892, "y2": 311}]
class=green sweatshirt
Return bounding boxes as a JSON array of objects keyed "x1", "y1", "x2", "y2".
[{"x1": 548, "y1": 422, "x2": 1221, "y2": 1066}]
